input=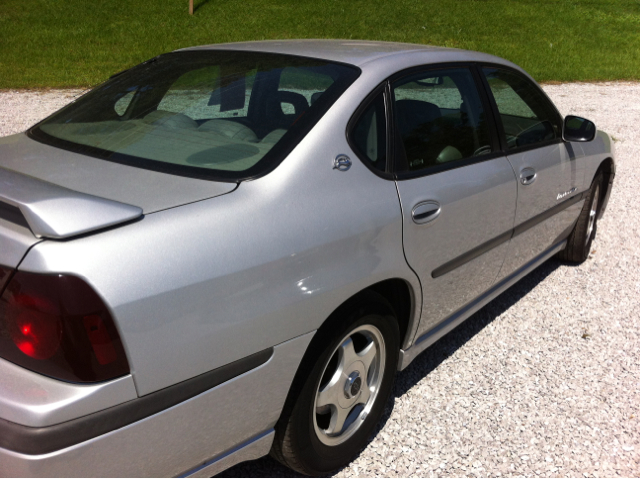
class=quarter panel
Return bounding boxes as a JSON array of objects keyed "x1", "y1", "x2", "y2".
[
  {"x1": 581, "y1": 131, "x2": 614, "y2": 184},
  {"x1": 19, "y1": 89, "x2": 420, "y2": 395},
  {"x1": 0, "y1": 358, "x2": 137, "y2": 428},
  {"x1": 0, "y1": 333, "x2": 313, "y2": 477},
  {"x1": 0, "y1": 219, "x2": 39, "y2": 268}
]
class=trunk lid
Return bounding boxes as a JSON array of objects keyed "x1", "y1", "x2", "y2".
[
  {"x1": 0, "y1": 133, "x2": 238, "y2": 268},
  {"x1": 0, "y1": 133, "x2": 238, "y2": 215},
  {"x1": 0, "y1": 217, "x2": 37, "y2": 270},
  {"x1": 0, "y1": 166, "x2": 143, "y2": 239}
]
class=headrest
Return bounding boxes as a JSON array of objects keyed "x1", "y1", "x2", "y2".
[
  {"x1": 395, "y1": 100, "x2": 441, "y2": 136},
  {"x1": 276, "y1": 91, "x2": 308, "y2": 115}
]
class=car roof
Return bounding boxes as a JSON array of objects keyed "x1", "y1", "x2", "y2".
[{"x1": 178, "y1": 39, "x2": 521, "y2": 72}]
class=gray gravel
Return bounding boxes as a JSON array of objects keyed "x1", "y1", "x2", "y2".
[{"x1": 1, "y1": 83, "x2": 638, "y2": 477}]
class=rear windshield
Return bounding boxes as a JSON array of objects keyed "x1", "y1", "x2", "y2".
[{"x1": 30, "y1": 51, "x2": 360, "y2": 181}]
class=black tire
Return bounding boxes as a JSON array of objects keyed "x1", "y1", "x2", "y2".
[
  {"x1": 557, "y1": 173, "x2": 603, "y2": 263},
  {"x1": 271, "y1": 291, "x2": 400, "y2": 476}
]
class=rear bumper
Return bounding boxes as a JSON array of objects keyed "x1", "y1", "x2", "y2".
[{"x1": 0, "y1": 331, "x2": 314, "y2": 477}]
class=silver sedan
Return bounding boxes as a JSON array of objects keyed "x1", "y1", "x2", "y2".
[{"x1": 0, "y1": 40, "x2": 614, "y2": 476}]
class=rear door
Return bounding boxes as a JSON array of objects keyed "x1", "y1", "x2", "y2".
[
  {"x1": 391, "y1": 65, "x2": 518, "y2": 337},
  {"x1": 480, "y1": 67, "x2": 584, "y2": 279}
]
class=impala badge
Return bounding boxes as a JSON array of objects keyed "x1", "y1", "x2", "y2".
[
  {"x1": 557, "y1": 187, "x2": 577, "y2": 200},
  {"x1": 333, "y1": 154, "x2": 352, "y2": 171}
]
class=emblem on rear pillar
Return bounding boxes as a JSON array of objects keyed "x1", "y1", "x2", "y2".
[
  {"x1": 333, "y1": 154, "x2": 352, "y2": 171},
  {"x1": 557, "y1": 187, "x2": 577, "y2": 200}
]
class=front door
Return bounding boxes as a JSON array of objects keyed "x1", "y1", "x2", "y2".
[
  {"x1": 480, "y1": 67, "x2": 584, "y2": 279},
  {"x1": 391, "y1": 66, "x2": 518, "y2": 337}
]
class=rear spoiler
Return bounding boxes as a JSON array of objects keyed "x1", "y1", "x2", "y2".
[{"x1": 0, "y1": 167, "x2": 143, "y2": 239}]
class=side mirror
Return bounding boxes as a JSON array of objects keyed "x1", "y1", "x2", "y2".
[{"x1": 563, "y1": 115, "x2": 596, "y2": 142}]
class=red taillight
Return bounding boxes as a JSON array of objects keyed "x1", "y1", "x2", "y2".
[
  {"x1": 9, "y1": 295, "x2": 62, "y2": 359},
  {"x1": 0, "y1": 271, "x2": 129, "y2": 383},
  {"x1": 82, "y1": 314, "x2": 117, "y2": 365}
]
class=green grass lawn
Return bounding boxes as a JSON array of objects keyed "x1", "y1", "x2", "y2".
[{"x1": 1, "y1": 0, "x2": 639, "y2": 88}]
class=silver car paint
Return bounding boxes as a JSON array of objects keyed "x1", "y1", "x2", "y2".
[
  {"x1": 182, "y1": 40, "x2": 526, "y2": 74},
  {"x1": 581, "y1": 131, "x2": 614, "y2": 186},
  {"x1": 0, "y1": 133, "x2": 238, "y2": 215},
  {"x1": 185, "y1": 429, "x2": 275, "y2": 478},
  {"x1": 498, "y1": 142, "x2": 583, "y2": 278},
  {"x1": 0, "y1": 41, "x2": 616, "y2": 476},
  {"x1": 19, "y1": 79, "x2": 422, "y2": 395},
  {"x1": 0, "y1": 219, "x2": 39, "y2": 268},
  {"x1": 399, "y1": 237, "x2": 568, "y2": 369},
  {"x1": 0, "y1": 165, "x2": 142, "y2": 239},
  {"x1": 396, "y1": 156, "x2": 517, "y2": 336},
  {"x1": 0, "y1": 358, "x2": 137, "y2": 427},
  {"x1": 0, "y1": 332, "x2": 313, "y2": 477}
]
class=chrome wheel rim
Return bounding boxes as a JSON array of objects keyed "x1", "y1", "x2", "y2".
[
  {"x1": 313, "y1": 323, "x2": 386, "y2": 446},
  {"x1": 586, "y1": 185, "x2": 599, "y2": 246}
]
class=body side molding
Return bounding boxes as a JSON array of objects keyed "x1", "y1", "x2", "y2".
[
  {"x1": 430, "y1": 191, "x2": 586, "y2": 279},
  {"x1": 0, "y1": 348, "x2": 273, "y2": 455},
  {"x1": 400, "y1": 239, "x2": 568, "y2": 370}
]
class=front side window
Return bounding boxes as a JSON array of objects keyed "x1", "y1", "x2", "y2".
[
  {"x1": 482, "y1": 67, "x2": 561, "y2": 149},
  {"x1": 392, "y1": 68, "x2": 492, "y2": 173},
  {"x1": 30, "y1": 51, "x2": 359, "y2": 181}
]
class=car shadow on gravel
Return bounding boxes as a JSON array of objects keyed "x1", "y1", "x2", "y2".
[
  {"x1": 217, "y1": 259, "x2": 562, "y2": 478},
  {"x1": 391, "y1": 257, "x2": 562, "y2": 399}
]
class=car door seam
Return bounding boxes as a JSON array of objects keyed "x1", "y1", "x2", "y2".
[{"x1": 430, "y1": 191, "x2": 585, "y2": 278}]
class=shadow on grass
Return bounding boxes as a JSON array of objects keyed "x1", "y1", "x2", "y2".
[{"x1": 218, "y1": 259, "x2": 562, "y2": 477}]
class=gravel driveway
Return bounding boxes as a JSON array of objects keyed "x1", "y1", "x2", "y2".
[{"x1": 1, "y1": 83, "x2": 638, "y2": 477}]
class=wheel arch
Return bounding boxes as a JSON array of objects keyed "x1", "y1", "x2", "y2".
[
  {"x1": 299, "y1": 277, "x2": 420, "y2": 374},
  {"x1": 594, "y1": 157, "x2": 615, "y2": 220},
  {"x1": 364, "y1": 278, "x2": 417, "y2": 350}
]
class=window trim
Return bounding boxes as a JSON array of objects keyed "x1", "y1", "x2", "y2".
[
  {"x1": 385, "y1": 62, "x2": 503, "y2": 180},
  {"x1": 345, "y1": 82, "x2": 395, "y2": 180},
  {"x1": 27, "y1": 50, "x2": 362, "y2": 183},
  {"x1": 476, "y1": 62, "x2": 565, "y2": 156}
]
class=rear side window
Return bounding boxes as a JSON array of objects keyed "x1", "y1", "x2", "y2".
[
  {"x1": 350, "y1": 92, "x2": 387, "y2": 173},
  {"x1": 30, "y1": 51, "x2": 360, "y2": 181},
  {"x1": 482, "y1": 68, "x2": 561, "y2": 149},
  {"x1": 392, "y1": 67, "x2": 492, "y2": 173}
]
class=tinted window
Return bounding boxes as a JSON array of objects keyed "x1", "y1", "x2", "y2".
[
  {"x1": 30, "y1": 51, "x2": 359, "y2": 181},
  {"x1": 483, "y1": 68, "x2": 561, "y2": 149},
  {"x1": 157, "y1": 65, "x2": 256, "y2": 120},
  {"x1": 350, "y1": 93, "x2": 387, "y2": 172},
  {"x1": 392, "y1": 68, "x2": 492, "y2": 172},
  {"x1": 277, "y1": 67, "x2": 333, "y2": 115}
]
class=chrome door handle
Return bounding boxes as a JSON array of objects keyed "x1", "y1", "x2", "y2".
[
  {"x1": 520, "y1": 168, "x2": 537, "y2": 185},
  {"x1": 412, "y1": 201, "x2": 441, "y2": 224}
]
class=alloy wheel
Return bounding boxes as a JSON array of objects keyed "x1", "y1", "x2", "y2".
[{"x1": 313, "y1": 323, "x2": 386, "y2": 446}]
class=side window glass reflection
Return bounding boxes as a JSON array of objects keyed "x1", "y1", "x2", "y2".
[
  {"x1": 392, "y1": 68, "x2": 492, "y2": 172},
  {"x1": 483, "y1": 68, "x2": 561, "y2": 149}
]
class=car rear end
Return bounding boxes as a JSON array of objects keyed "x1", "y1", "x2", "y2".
[
  {"x1": 0, "y1": 171, "x2": 313, "y2": 476},
  {"x1": 0, "y1": 46, "x2": 367, "y2": 476}
]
